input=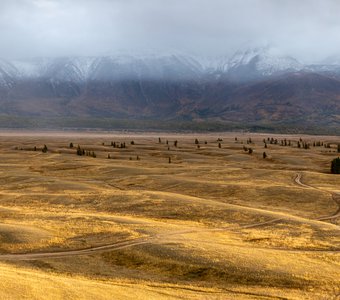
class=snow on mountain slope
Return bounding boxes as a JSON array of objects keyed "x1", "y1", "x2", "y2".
[
  {"x1": 194, "y1": 55, "x2": 229, "y2": 72},
  {"x1": 227, "y1": 47, "x2": 303, "y2": 77},
  {"x1": 88, "y1": 54, "x2": 204, "y2": 81},
  {"x1": 9, "y1": 54, "x2": 204, "y2": 82},
  {"x1": 11, "y1": 58, "x2": 49, "y2": 78},
  {"x1": 42, "y1": 57, "x2": 98, "y2": 82},
  {"x1": 0, "y1": 59, "x2": 18, "y2": 87}
]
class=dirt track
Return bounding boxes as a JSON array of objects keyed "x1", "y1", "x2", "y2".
[{"x1": 294, "y1": 173, "x2": 340, "y2": 221}]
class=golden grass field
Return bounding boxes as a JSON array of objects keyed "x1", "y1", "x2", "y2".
[{"x1": 0, "y1": 131, "x2": 339, "y2": 299}]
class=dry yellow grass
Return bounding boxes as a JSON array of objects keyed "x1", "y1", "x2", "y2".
[{"x1": 0, "y1": 131, "x2": 339, "y2": 299}]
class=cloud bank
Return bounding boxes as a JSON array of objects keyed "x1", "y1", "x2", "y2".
[{"x1": 0, "y1": 0, "x2": 339, "y2": 62}]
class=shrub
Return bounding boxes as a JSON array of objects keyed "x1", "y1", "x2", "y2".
[{"x1": 331, "y1": 157, "x2": 340, "y2": 174}]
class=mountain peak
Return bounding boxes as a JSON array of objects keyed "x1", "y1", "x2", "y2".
[{"x1": 225, "y1": 47, "x2": 303, "y2": 80}]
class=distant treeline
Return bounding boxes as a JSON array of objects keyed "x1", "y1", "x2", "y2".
[{"x1": 0, "y1": 115, "x2": 338, "y2": 135}]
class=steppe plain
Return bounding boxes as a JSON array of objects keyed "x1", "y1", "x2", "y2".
[{"x1": 0, "y1": 131, "x2": 339, "y2": 300}]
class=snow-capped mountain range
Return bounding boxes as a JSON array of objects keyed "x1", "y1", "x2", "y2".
[
  {"x1": 0, "y1": 47, "x2": 340, "y2": 132},
  {"x1": 2, "y1": 47, "x2": 340, "y2": 88},
  {"x1": 1, "y1": 47, "x2": 337, "y2": 87}
]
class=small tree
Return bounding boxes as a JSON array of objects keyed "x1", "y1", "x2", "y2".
[
  {"x1": 248, "y1": 148, "x2": 253, "y2": 154},
  {"x1": 174, "y1": 140, "x2": 178, "y2": 147},
  {"x1": 263, "y1": 152, "x2": 267, "y2": 159},
  {"x1": 42, "y1": 145, "x2": 48, "y2": 153},
  {"x1": 69, "y1": 142, "x2": 74, "y2": 148},
  {"x1": 331, "y1": 157, "x2": 340, "y2": 174},
  {"x1": 195, "y1": 138, "x2": 199, "y2": 145},
  {"x1": 77, "y1": 145, "x2": 83, "y2": 156}
]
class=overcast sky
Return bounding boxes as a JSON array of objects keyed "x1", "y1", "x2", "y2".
[{"x1": 0, "y1": 0, "x2": 339, "y2": 62}]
